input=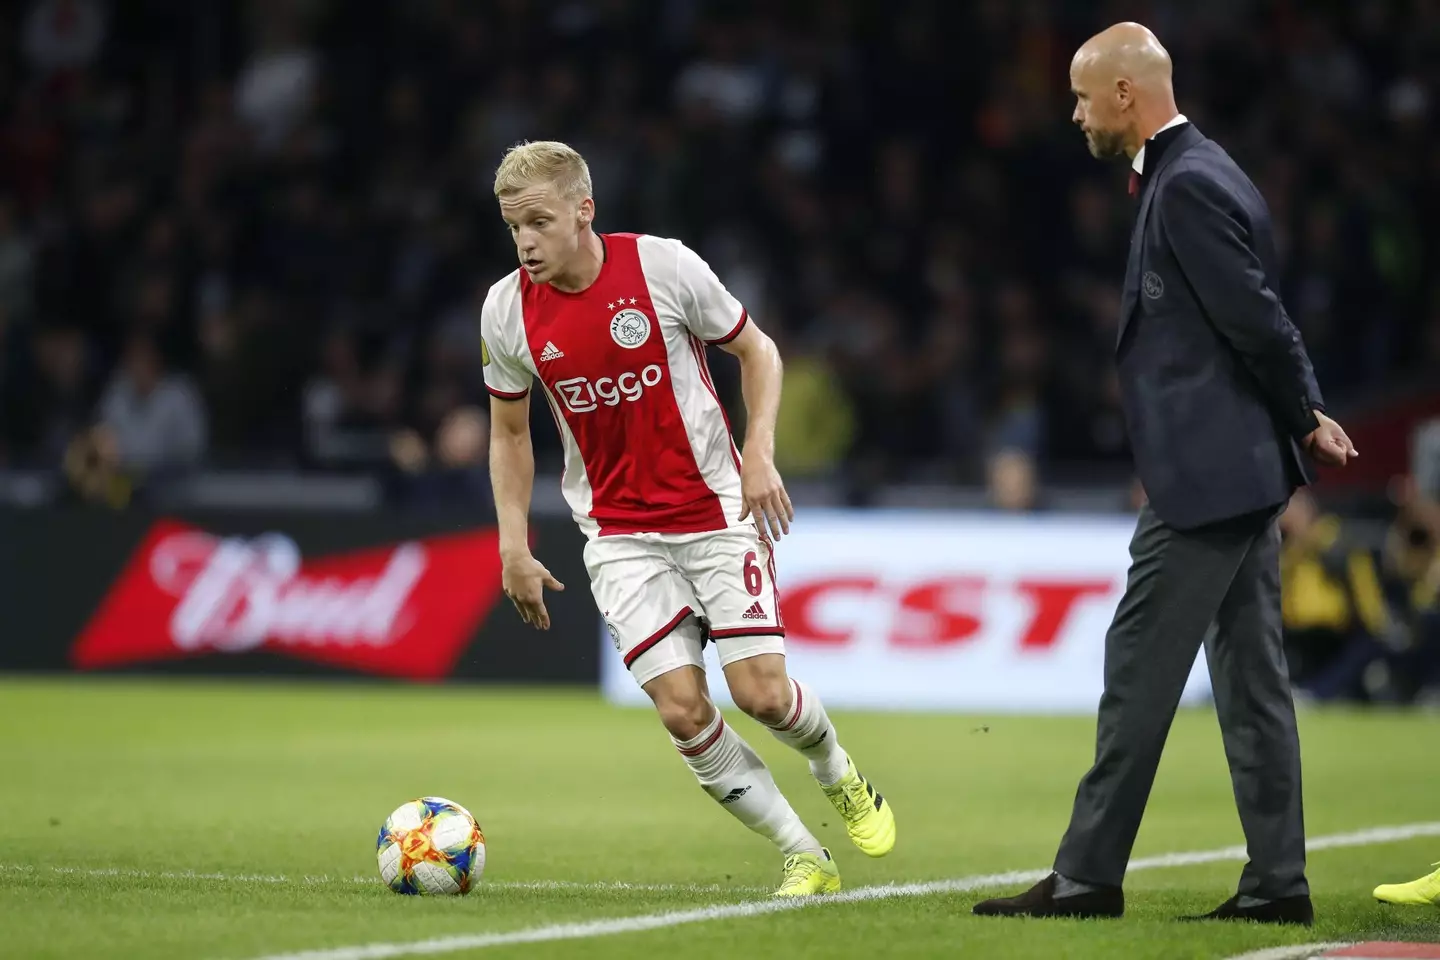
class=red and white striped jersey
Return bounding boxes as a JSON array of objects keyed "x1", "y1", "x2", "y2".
[{"x1": 481, "y1": 233, "x2": 748, "y2": 539}]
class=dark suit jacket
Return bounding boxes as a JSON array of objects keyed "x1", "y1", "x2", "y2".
[{"x1": 1118, "y1": 122, "x2": 1325, "y2": 530}]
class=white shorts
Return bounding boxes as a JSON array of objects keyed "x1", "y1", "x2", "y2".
[{"x1": 583, "y1": 527, "x2": 786, "y2": 687}]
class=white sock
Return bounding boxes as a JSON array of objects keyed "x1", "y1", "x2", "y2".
[
  {"x1": 673, "y1": 712, "x2": 823, "y2": 857},
  {"x1": 765, "y1": 678, "x2": 850, "y2": 787}
]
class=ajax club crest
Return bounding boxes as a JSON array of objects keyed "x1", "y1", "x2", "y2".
[
  {"x1": 609, "y1": 305, "x2": 651, "y2": 349},
  {"x1": 1142, "y1": 270, "x2": 1165, "y2": 300}
]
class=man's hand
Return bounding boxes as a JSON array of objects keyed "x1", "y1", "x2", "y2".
[
  {"x1": 501, "y1": 551, "x2": 565, "y2": 630},
  {"x1": 1304, "y1": 411, "x2": 1358, "y2": 468},
  {"x1": 739, "y1": 454, "x2": 794, "y2": 540}
]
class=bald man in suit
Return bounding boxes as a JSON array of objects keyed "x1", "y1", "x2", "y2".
[{"x1": 973, "y1": 23, "x2": 1357, "y2": 926}]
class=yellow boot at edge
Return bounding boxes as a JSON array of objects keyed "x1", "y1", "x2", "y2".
[{"x1": 1374, "y1": 864, "x2": 1440, "y2": 906}]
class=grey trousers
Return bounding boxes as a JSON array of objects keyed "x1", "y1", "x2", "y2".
[{"x1": 1053, "y1": 503, "x2": 1309, "y2": 899}]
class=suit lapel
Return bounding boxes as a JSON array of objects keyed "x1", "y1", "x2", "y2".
[
  {"x1": 1117, "y1": 192, "x2": 1149, "y2": 342},
  {"x1": 1116, "y1": 124, "x2": 1206, "y2": 349}
]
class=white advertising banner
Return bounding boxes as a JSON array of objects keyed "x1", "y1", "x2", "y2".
[{"x1": 600, "y1": 510, "x2": 1214, "y2": 713}]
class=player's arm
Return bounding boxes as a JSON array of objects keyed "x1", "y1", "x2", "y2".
[
  {"x1": 481, "y1": 289, "x2": 564, "y2": 629},
  {"x1": 486, "y1": 378, "x2": 535, "y2": 558},
  {"x1": 718, "y1": 319, "x2": 792, "y2": 540},
  {"x1": 488, "y1": 392, "x2": 564, "y2": 630}
]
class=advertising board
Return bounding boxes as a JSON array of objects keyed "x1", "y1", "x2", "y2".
[
  {"x1": 601, "y1": 511, "x2": 1213, "y2": 712},
  {"x1": 0, "y1": 510, "x2": 596, "y2": 682}
]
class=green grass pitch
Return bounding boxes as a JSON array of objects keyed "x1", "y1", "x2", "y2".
[{"x1": 1, "y1": 677, "x2": 1437, "y2": 959}]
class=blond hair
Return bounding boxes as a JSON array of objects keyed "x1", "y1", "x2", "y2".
[{"x1": 493, "y1": 140, "x2": 592, "y2": 201}]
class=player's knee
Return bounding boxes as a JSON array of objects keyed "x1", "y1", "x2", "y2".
[
  {"x1": 731, "y1": 679, "x2": 791, "y2": 726},
  {"x1": 652, "y1": 688, "x2": 715, "y2": 742}
]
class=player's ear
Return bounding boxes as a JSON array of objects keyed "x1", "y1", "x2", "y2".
[{"x1": 577, "y1": 196, "x2": 595, "y2": 228}]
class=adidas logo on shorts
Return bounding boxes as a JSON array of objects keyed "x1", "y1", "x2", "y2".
[
  {"x1": 539, "y1": 341, "x2": 564, "y2": 361},
  {"x1": 742, "y1": 601, "x2": 766, "y2": 621}
]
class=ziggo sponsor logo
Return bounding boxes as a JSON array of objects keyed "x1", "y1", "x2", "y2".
[{"x1": 553, "y1": 365, "x2": 664, "y2": 413}]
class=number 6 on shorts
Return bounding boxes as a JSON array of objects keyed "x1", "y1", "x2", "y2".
[
  {"x1": 743, "y1": 550, "x2": 763, "y2": 597},
  {"x1": 690, "y1": 530, "x2": 784, "y2": 647}
]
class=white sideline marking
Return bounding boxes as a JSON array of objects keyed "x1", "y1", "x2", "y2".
[
  {"x1": 240, "y1": 821, "x2": 1440, "y2": 960},
  {"x1": 0, "y1": 864, "x2": 764, "y2": 894},
  {"x1": 496, "y1": 880, "x2": 773, "y2": 894},
  {"x1": 1222, "y1": 945, "x2": 1354, "y2": 960}
]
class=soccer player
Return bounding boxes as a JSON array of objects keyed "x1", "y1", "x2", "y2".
[{"x1": 480, "y1": 141, "x2": 895, "y2": 896}]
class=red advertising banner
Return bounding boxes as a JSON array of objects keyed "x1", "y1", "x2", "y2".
[{"x1": 70, "y1": 519, "x2": 507, "y2": 680}]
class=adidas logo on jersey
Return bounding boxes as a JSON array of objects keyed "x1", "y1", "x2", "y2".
[
  {"x1": 539, "y1": 341, "x2": 564, "y2": 362},
  {"x1": 742, "y1": 601, "x2": 766, "y2": 621}
]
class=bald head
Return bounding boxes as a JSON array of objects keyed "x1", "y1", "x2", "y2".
[
  {"x1": 1074, "y1": 22, "x2": 1173, "y2": 91},
  {"x1": 1069, "y1": 23, "x2": 1180, "y2": 161}
]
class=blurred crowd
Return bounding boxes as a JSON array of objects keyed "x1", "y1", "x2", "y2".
[
  {"x1": 1281, "y1": 478, "x2": 1440, "y2": 705},
  {"x1": 0, "y1": 0, "x2": 1437, "y2": 507}
]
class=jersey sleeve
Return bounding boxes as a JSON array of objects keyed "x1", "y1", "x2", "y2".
[
  {"x1": 480, "y1": 284, "x2": 532, "y2": 400},
  {"x1": 675, "y1": 242, "x2": 748, "y2": 345}
]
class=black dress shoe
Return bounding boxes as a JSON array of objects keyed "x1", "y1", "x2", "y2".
[
  {"x1": 1182, "y1": 894, "x2": 1313, "y2": 926},
  {"x1": 973, "y1": 873, "x2": 1125, "y2": 919}
]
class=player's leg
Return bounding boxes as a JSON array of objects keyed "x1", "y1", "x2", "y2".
[
  {"x1": 635, "y1": 633, "x2": 836, "y2": 895},
  {"x1": 683, "y1": 529, "x2": 896, "y2": 858},
  {"x1": 635, "y1": 628, "x2": 820, "y2": 855},
  {"x1": 723, "y1": 651, "x2": 895, "y2": 858},
  {"x1": 587, "y1": 536, "x2": 837, "y2": 895},
  {"x1": 722, "y1": 653, "x2": 847, "y2": 786}
]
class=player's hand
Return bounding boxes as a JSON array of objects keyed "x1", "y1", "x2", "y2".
[
  {"x1": 739, "y1": 454, "x2": 794, "y2": 540},
  {"x1": 500, "y1": 552, "x2": 565, "y2": 630},
  {"x1": 1304, "y1": 412, "x2": 1358, "y2": 468}
]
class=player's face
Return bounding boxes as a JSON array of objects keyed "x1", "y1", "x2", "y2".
[
  {"x1": 1070, "y1": 62, "x2": 1128, "y2": 160},
  {"x1": 498, "y1": 183, "x2": 592, "y2": 285}
]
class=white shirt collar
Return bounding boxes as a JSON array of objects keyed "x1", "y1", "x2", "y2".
[{"x1": 1132, "y1": 114, "x2": 1189, "y2": 174}]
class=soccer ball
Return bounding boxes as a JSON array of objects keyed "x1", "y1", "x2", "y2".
[{"x1": 376, "y1": 797, "x2": 486, "y2": 895}]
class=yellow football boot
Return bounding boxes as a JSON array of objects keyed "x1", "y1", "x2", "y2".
[
  {"x1": 822, "y1": 758, "x2": 896, "y2": 857},
  {"x1": 774, "y1": 848, "x2": 841, "y2": 897},
  {"x1": 1374, "y1": 864, "x2": 1440, "y2": 906}
]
